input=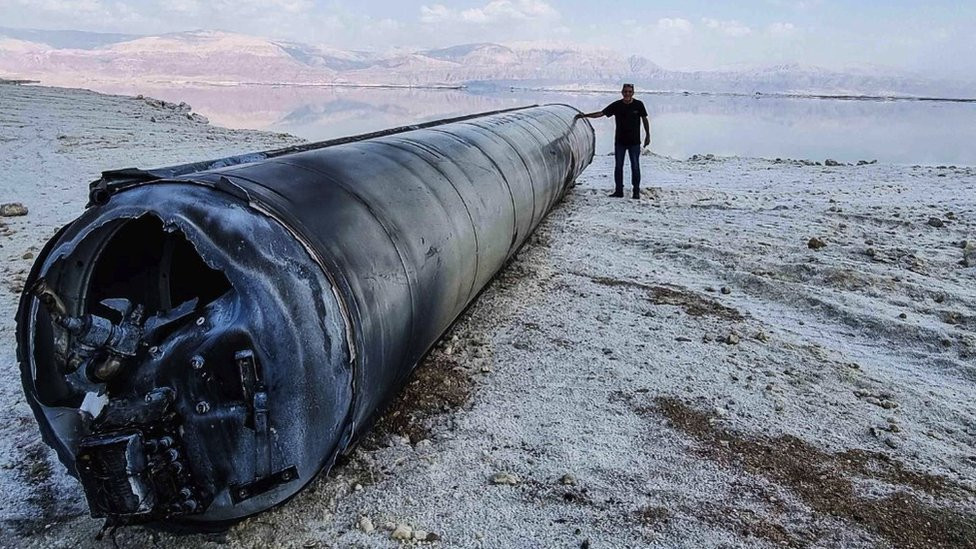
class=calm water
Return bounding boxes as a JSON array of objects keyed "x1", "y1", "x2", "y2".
[{"x1": 98, "y1": 83, "x2": 976, "y2": 166}]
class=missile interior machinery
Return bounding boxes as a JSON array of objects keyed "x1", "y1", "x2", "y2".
[{"x1": 17, "y1": 104, "x2": 595, "y2": 527}]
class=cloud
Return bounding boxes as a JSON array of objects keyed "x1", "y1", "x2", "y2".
[
  {"x1": 5, "y1": 0, "x2": 105, "y2": 14},
  {"x1": 267, "y1": 0, "x2": 313, "y2": 14},
  {"x1": 420, "y1": 0, "x2": 559, "y2": 25},
  {"x1": 204, "y1": 0, "x2": 313, "y2": 15},
  {"x1": 372, "y1": 18, "x2": 403, "y2": 32},
  {"x1": 1, "y1": 0, "x2": 149, "y2": 27},
  {"x1": 657, "y1": 17, "x2": 692, "y2": 33},
  {"x1": 165, "y1": 0, "x2": 201, "y2": 14},
  {"x1": 767, "y1": 22, "x2": 796, "y2": 36},
  {"x1": 931, "y1": 27, "x2": 951, "y2": 42},
  {"x1": 766, "y1": 0, "x2": 821, "y2": 9},
  {"x1": 702, "y1": 18, "x2": 752, "y2": 37},
  {"x1": 419, "y1": 4, "x2": 451, "y2": 23}
]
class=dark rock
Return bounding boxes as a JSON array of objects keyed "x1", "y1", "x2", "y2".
[
  {"x1": 927, "y1": 217, "x2": 944, "y2": 228},
  {"x1": 490, "y1": 472, "x2": 520, "y2": 485},
  {"x1": 808, "y1": 237, "x2": 826, "y2": 250},
  {"x1": 0, "y1": 203, "x2": 28, "y2": 217},
  {"x1": 963, "y1": 241, "x2": 976, "y2": 267}
]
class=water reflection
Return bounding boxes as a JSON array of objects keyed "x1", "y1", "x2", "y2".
[{"x1": 92, "y1": 83, "x2": 976, "y2": 165}]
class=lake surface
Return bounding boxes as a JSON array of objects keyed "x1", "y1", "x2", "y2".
[{"x1": 95, "y1": 83, "x2": 976, "y2": 166}]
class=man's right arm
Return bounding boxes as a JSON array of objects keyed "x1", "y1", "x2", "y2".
[
  {"x1": 575, "y1": 104, "x2": 612, "y2": 120},
  {"x1": 575, "y1": 111, "x2": 605, "y2": 119}
]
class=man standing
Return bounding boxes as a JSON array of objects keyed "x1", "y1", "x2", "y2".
[{"x1": 576, "y1": 83, "x2": 650, "y2": 199}]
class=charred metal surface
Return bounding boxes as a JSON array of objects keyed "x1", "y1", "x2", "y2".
[{"x1": 17, "y1": 104, "x2": 595, "y2": 527}]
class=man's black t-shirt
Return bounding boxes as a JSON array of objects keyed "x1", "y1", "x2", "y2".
[{"x1": 602, "y1": 99, "x2": 647, "y2": 146}]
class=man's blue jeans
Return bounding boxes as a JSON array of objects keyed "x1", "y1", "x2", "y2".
[{"x1": 614, "y1": 144, "x2": 641, "y2": 193}]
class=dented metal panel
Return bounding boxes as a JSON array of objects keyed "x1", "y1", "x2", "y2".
[{"x1": 16, "y1": 104, "x2": 595, "y2": 527}]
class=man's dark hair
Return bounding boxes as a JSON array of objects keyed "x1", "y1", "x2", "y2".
[{"x1": 621, "y1": 83, "x2": 635, "y2": 91}]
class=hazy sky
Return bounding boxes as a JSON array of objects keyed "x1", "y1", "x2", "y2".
[{"x1": 2, "y1": 0, "x2": 973, "y2": 76}]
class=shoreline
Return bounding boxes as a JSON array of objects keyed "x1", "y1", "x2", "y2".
[
  {"x1": 5, "y1": 79, "x2": 974, "y2": 168},
  {"x1": 506, "y1": 85, "x2": 976, "y2": 104},
  {"x1": 8, "y1": 75, "x2": 974, "y2": 104}
]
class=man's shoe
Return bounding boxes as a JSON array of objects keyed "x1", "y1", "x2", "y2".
[
  {"x1": 631, "y1": 190, "x2": 640, "y2": 199},
  {"x1": 608, "y1": 191, "x2": 624, "y2": 198}
]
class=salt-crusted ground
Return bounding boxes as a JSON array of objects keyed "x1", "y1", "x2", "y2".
[{"x1": 1, "y1": 82, "x2": 974, "y2": 548}]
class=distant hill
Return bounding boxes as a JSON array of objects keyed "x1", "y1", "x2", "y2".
[{"x1": 0, "y1": 27, "x2": 972, "y2": 98}]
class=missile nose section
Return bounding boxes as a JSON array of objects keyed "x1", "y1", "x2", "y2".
[{"x1": 18, "y1": 184, "x2": 353, "y2": 526}]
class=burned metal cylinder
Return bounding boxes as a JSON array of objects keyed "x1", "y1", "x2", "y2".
[{"x1": 16, "y1": 104, "x2": 594, "y2": 526}]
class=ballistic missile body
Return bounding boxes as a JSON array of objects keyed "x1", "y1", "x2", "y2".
[{"x1": 16, "y1": 104, "x2": 594, "y2": 527}]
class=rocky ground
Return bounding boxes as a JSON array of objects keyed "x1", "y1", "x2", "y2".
[{"x1": 1, "y1": 82, "x2": 974, "y2": 548}]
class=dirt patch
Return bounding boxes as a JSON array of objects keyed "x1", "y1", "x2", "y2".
[
  {"x1": 361, "y1": 345, "x2": 475, "y2": 448},
  {"x1": 18, "y1": 443, "x2": 52, "y2": 486},
  {"x1": 535, "y1": 481, "x2": 600, "y2": 509},
  {"x1": 636, "y1": 505, "x2": 671, "y2": 527},
  {"x1": 823, "y1": 268, "x2": 873, "y2": 291},
  {"x1": 680, "y1": 503, "x2": 807, "y2": 548},
  {"x1": 328, "y1": 343, "x2": 477, "y2": 494},
  {"x1": 640, "y1": 187, "x2": 663, "y2": 201},
  {"x1": 650, "y1": 286, "x2": 744, "y2": 321},
  {"x1": 646, "y1": 397, "x2": 976, "y2": 549},
  {"x1": 3, "y1": 443, "x2": 84, "y2": 537},
  {"x1": 587, "y1": 276, "x2": 744, "y2": 321},
  {"x1": 940, "y1": 310, "x2": 973, "y2": 329}
]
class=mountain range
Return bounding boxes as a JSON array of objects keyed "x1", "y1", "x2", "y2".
[{"x1": 1, "y1": 27, "x2": 972, "y2": 98}]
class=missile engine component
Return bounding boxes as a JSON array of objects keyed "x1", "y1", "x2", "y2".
[{"x1": 16, "y1": 104, "x2": 594, "y2": 527}]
